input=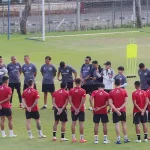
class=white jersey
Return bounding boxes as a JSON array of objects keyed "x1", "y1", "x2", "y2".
[{"x1": 102, "y1": 69, "x2": 114, "y2": 90}]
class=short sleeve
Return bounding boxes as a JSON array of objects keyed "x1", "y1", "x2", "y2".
[
  {"x1": 53, "y1": 66, "x2": 57, "y2": 73},
  {"x1": 124, "y1": 90, "x2": 128, "y2": 97},
  {"x1": 132, "y1": 92, "x2": 136, "y2": 101},
  {"x1": 21, "y1": 65, "x2": 24, "y2": 73},
  {"x1": 33, "y1": 64, "x2": 37, "y2": 73},
  {"x1": 40, "y1": 65, "x2": 43, "y2": 73},
  {"x1": 19, "y1": 63, "x2": 22, "y2": 72},
  {"x1": 35, "y1": 91, "x2": 40, "y2": 99},
  {"x1": 71, "y1": 67, "x2": 76, "y2": 73},
  {"x1": 144, "y1": 92, "x2": 148, "y2": 98},
  {"x1": 8, "y1": 88, "x2": 12, "y2": 96},
  {"x1": 82, "y1": 90, "x2": 86, "y2": 98},
  {"x1": 52, "y1": 92, "x2": 56, "y2": 98},
  {"x1": 91, "y1": 91, "x2": 95, "y2": 97},
  {"x1": 123, "y1": 76, "x2": 127, "y2": 83},
  {"x1": 113, "y1": 75, "x2": 116, "y2": 80}
]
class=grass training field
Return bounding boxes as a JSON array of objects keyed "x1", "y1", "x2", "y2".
[{"x1": 0, "y1": 28, "x2": 150, "y2": 150}]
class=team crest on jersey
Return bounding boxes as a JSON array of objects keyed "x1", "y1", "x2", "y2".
[
  {"x1": 0, "y1": 87, "x2": 4, "y2": 90},
  {"x1": 75, "y1": 89, "x2": 78, "y2": 92},
  {"x1": 16, "y1": 66, "x2": 19, "y2": 69},
  {"x1": 120, "y1": 78, "x2": 122, "y2": 80},
  {"x1": 99, "y1": 92, "x2": 103, "y2": 95},
  {"x1": 28, "y1": 90, "x2": 31, "y2": 93},
  {"x1": 49, "y1": 67, "x2": 52, "y2": 71},
  {"x1": 144, "y1": 73, "x2": 147, "y2": 76},
  {"x1": 66, "y1": 69, "x2": 69, "y2": 73},
  {"x1": 29, "y1": 67, "x2": 32, "y2": 70},
  {"x1": 116, "y1": 90, "x2": 120, "y2": 93}
]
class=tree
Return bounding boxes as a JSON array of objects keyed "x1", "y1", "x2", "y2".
[
  {"x1": 135, "y1": 0, "x2": 142, "y2": 28},
  {"x1": 20, "y1": 0, "x2": 34, "y2": 34}
]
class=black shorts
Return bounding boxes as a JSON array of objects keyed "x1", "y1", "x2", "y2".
[
  {"x1": 113, "y1": 112, "x2": 126, "y2": 123},
  {"x1": 66, "y1": 82, "x2": 73, "y2": 91},
  {"x1": 25, "y1": 111, "x2": 40, "y2": 120},
  {"x1": 0, "y1": 108, "x2": 12, "y2": 117},
  {"x1": 148, "y1": 112, "x2": 150, "y2": 123},
  {"x1": 54, "y1": 108, "x2": 68, "y2": 122},
  {"x1": 81, "y1": 84, "x2": 93, "y2": 95},
  {"x1": 93, "y1": 114, "x2": 109, "y2": 123},
  {"x1": 0, "y1": 82, "x2": 2, "y2": 86},
  {"x1": 141, "y1": 89, "x2": 148, "y2": 91},
  {"x1": 71, "y1": 111, "x2": 85, "y2": 122},
  {"x1": 9, "y1": 82, "x2": 21, "y2": 90},
  {"x1": 42, "y1": 84, "x2": 55, "y2": 93},
  {"x1": 104, "y1": 89, "x2": 112, "y2": 93},
  {"x1": 23, "y1": 84, "x2": 37, "y2": 91},
  {"x1": 133, "y1": 112, "x2": 147, "y2": 124}
]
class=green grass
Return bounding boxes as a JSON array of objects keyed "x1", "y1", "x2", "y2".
[{"x1": 0, "y1": 28, "x2": 150, "y2": 150}]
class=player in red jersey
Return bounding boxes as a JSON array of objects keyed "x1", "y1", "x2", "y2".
[
  {"x1": 52, "y1": 83, "x2": 69, "y2": 142},
  {"x1": 22, "y1": 79, "x2": 46, "y2": 139},
  {"x1": 0, "y1": 76, "x2": 17, "y2": 138},
  {"x1": 69, "y1": 78, "x2": 87, "y2": 143},
  {"x1": 90, "y1": 83, "x2": 110, "y2": 144},
  {"x1": 109, "y1": 79, "x2": 130, "y2": 144},
  {"x1": 146, "y1": 80, "x2": 150, "y2": 140},
  {"x1": 132, "y1": 81, "x2": 149, "y2": 143}
]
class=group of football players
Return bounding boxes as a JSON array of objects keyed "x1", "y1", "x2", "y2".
[{"x1": 0, "y1": 55, "x2": 150, "y2": 144}]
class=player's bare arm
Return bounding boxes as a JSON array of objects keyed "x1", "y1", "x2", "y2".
[
  {"x1": 73, "y1": 72, "x2": 77, "y2": 81},
  {"x1": 133, "y1": 100, "x2": 143, "y2": 112},
  {"x1": 109, "y1": 99, "x2": 121, "y2": 116},
  {"x1": 34, "y1": 72, "x2": 37, "y2": 77},
  {"x1": 141, "y1": 97, "x2": 149, "y2": 115},
  {"x1": 52, "y1": 97, "x2": 59, "y2": 110},
  {"x1": 77, "y1": 97, "x2": 86, "y2": 114},
  {"x1": 22, "y1": 98, "x2": 28, "y2": 108},
  {"x1": 0, "y1": 94, "x2": 11, "y2": 105},
  {"x1": 69, "y1": 96, "x2": 76, "y2": 111},
  {"x1": 117, "y1": 97, "x2": 128, "y2": 111},
  {"x1": 98, "y1": 101, "x2": 109, "y2": 111},
  {"x1": 57, "y1": 71, "x2": 62, "y2": 81},
  {"x1": 31, "y1": 99, "x2": 38, "y2": 109}
]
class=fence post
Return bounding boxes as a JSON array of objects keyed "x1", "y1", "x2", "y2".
[
  {"x1": 146, "y1": 0, "x2": 149, "y2": 25},
  {"x1": 76, "y1": 0, "x2": 81, "y2": 31},
  {"x1": 112, "y1": 2, "x2": 116, "y2": 28},
  {"x1": 120, "y1": 0, "x2": 123, "y2": 26},
  {"x1": 48, "y1": 0, "x2": 51, "y2": 32},
  {"x1": 133, "y1": 0, "x2": 136, "y2": 27},
  {"x1": 2, "y1": 4, "x2": 5, "y2": 34}
]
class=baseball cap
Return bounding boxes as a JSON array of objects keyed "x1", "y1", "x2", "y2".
[{"x1": 104, "y1": 61, "x2": 111, "y2": 65}]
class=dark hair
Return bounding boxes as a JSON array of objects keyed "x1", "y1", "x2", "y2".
[
  {"x1": 147, "y1": 80, "x2": 150, "y2": 86},
  {"x1": 28, "y1": 79, "x2": 34, "y2": 87},
  {"x1": 86, "y1": 56, "x2": 91, "y2": 61},
  {"x1": 139, "y1": 63, "x2": 145, "y2": 69},
  {"x1": 75, "y1": 78, "x2": 81, "y2": 84},
  {"x1": 24, "y1": 55, "x2": 29, "y2": 58},
  {"x1": 118, "y1": 66, "x2": 124, "y2": 71},
  {"x1": 115, "y1": 79, "x2": 121, "y2": 86},
  {"x1": 134, "y1": 81, "x2": 141, "y2": 87},
  {"x1": 60, "y1": 61, "x2": 65, "y2": 68},
  {"x1": 0, "y1": 56, "x2": 2, "y2": 59},
  {"x1": 2, "y1": 76, "x2": 9, "y2": 83},
  {"x1": 61, "y1": 82, "x2": 67, "y2": 89},
  {"x1": 97, "y1": 83, "x2": 105, "y2": 89},
  {"x1": 45, "y1": 56, "x2": 51, "y2": 60},
  {"x1": 92, "y1": 60, "x2": 98, "y2": 64}
]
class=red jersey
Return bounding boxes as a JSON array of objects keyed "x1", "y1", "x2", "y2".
[
  {"x1": 69, "y1": 87, "x2": 86, "y2": 111},
  {"x1": 132, "y1": 90, "x2": 148, "y2": 113},
  {"x1": 146, "y1": 89, "x2": 150, "y2": 111},
  {"x1": 91, "y1": 90, "x2": 109, "y2": 114},
  {"x1": 22, "y1": 87, "x2": 40, "y2": 112},
  {"x1": 109, "y1": 88, "x2": 128, "y2": 112},
  {"x1": 53, "y1": 89, "x2": 69, "y2": 108},
  {"x1": 0, "y1": 85, "x2": 12, "y2": 108}
]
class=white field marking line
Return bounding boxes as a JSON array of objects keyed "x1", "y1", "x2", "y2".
[{"x1": 28, "y1": 31, "x2": 140, "y2": 39}]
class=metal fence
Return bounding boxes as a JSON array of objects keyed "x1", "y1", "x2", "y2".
[{"x1": 0, "y1": 0, "x2": 150, "y2": 34}]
